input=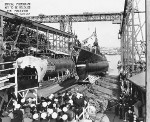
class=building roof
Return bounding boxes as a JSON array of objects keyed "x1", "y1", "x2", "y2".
[{"x1": 128, "y1": 72, "x2": 145, "y2": 91}]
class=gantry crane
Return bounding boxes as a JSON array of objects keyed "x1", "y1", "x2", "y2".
[{"x1": 25, "y1": 12, "x2": 122, "y2": 33}]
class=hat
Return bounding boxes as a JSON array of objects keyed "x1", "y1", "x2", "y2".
[
  {"x1": 21, "y1": 98, "x2": 25, "y2": 103},
  {"x1": 69, "y1": 95, "x2": 72, "y2": 99},
  {"x1": 47, "y1": 108, "x2": 53, "y2": 114},
  {"x1": 80, "y1": 94, "x2": 83, "y2": 97},
  {"x1": 42, "y1": 102, "x2": 47, "y2": 107},
  {"x1": 68, "y1": 99, "x2": 73, "y2": 105},
  {"x1": 54, "y1": 99, "x2": 58, "y2": 102},
  {"x1": 47, "y1": 101, "x2": 51, "y2": 105},
  {"x1": 49, "y1": 94, "x2": 54, "y2": 99},
  {"x1": 33, "y1": 113, "x2": 39, "y2": 119},
  {"x1": 32, "y1": 98, "x2": 36, "y2": 101},
  {"x1": 76, "y1": 93, "x2": 81, "y2": 99},
  {"x1": 15, "y1": 104, "x2": 21, "y2": 109},
  {"x1": 28, "y1": 98, "x2": 33, "y2": 102},
  {"x1": 53, "y1": 103, "x2": 56, "y2": 108},
  {"x1": 41, "y1": 112, "x2": 47, "y2": 119},
  {"x1": 52, "y1": 112, "x2": 58, "y2": 119},
  {"x1": 62, "y1": 114, "x2": 68, "y2": 120},
  {"x1": 62, "y1": 93, "x2": 65, "y2": 96},
  {"x1": 13, "y1": 100, "x2": 17, "y2": 106},
  {"x1": 30, "y1": 104, "x2": 36, "y2": 108},
  {"x1": 63, "y1": 107, "x2": 68, "y2": 112}
]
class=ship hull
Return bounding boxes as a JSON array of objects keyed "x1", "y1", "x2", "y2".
[{"x1": 73, "y1": 46, "x2": 109, "y2": 79}]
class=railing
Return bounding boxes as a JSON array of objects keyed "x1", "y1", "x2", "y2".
[
  {"x1": 0, "y1": 61, "x2": 16, "y2": 87},
  {"x1": 76, "y1": 104, "x2": 94, "y2": 122},
  {"x1": 0, "y1": 61, "x2": 17, "y2": 110}
]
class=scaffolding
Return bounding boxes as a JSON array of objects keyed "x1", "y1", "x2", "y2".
[
  {"x1": 119, "y1": 0, "x2": 145, "y2": 76},
  {"x1": 0, "y1": 9, "x2": 75, "y2": 55}
]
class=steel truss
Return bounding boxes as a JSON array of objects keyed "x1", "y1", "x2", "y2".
[
  {"x1": 119, "y1": 0, "x2": 145, "y2": 76},
  {"x1": 26, "y1": 12, "x2": 122, "y2": 33},
  {"x1": 0, "y1": 9, "x2": 75, "y2": 55}
]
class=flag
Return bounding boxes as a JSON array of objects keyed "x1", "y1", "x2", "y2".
[
  {"x1": 82, "y1": 30, "x2": 95, "y2": 45},
  {"x1": 82, "y1": 38, "x2": 88, "y2": 45}
]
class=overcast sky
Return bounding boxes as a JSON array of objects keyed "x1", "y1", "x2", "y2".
[{"x1": 0, "y1": 0, "x2": 126, "y2": 47}]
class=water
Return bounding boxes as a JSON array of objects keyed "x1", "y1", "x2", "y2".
[{"x1": 105, "y1": 55, "x2": 121, "y2": 76}]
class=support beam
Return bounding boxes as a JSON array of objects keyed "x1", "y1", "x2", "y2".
[
  {"x1": 53, "y1": 34, "x2": 54, "y2": 50},
  {"x1": 59, "y1": 36, "x2": 61, "y2": 52},
  {"x1": 46, "y1": 30, "x2": 49, "y2": 52},
  {"x1": 0, "y1": 16, "x2": 3, "y2": 56},
  {"x1": 56, "y1": 34, "x2": 58, "y2": 51},
  {"x1": 131, "y1": 0, "x2": 135, "y2": 73},
  {"x1": 14, "y1": 64, "x2": 18, "y2": 100},
  {"x1": 36, "y1": 27, "x2": 39, "y2": 52},
  {"x1": 146, "y1": 0, "x2": 150, "y2": 121}
]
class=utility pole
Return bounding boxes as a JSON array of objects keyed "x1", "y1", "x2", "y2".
[{"x1": 146, "y1": 0, "x2": 150, "y2": 121}]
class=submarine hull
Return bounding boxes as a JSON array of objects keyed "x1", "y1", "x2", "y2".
[{"x1": 72, "y1": 46, "x2": 109, "y2": 80}]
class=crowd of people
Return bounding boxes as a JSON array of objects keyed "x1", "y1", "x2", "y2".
[
  {"x1": 115, "y1": 69, "x2": 146, "y2": 122},
  {"x1": 117, "y1": 60, "x2": 146, "y2": 78},
  {"x1": 0, "y1": 90, "x2": 110, "y2": 122}
]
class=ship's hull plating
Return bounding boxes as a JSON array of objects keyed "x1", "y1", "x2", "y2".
[{"x1": 73, "y1": 46, "x2": 109, "y2": 79}]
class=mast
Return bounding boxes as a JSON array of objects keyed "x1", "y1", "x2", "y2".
[
  {"x1": 94, "y1": 28, "x2": 98, "y2": 43},
  {"x1": 93, "y1": 28, "x2": 100, "y2": 54}
]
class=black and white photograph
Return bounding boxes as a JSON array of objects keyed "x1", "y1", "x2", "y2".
[{"x1": 0, "y1": 0, "x2": 148, "y2": 122}]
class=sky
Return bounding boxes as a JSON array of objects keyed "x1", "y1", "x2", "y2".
[{"x1": 0, "y1": 0, "x2": 125, "y2": 47}]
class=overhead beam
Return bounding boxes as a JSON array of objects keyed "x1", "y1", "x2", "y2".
[{"x1": 25, "y1": 12, "x2": 122, "y2": 23}]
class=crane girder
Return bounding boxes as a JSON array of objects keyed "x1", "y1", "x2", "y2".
[{"x1": 25, "y1": 12, "x2": 122, "y2": 23}]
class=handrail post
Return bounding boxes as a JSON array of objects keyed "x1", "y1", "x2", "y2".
[{"x1": 14, "y1": 63, "x2": 18, "y2": 101}]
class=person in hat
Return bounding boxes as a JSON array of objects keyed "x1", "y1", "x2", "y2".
[
  {"x1": 33, "y1": 113, "x2": 40, "y2": 122},
  {"x1": 40, "y1": 112, "x2": 48, "y2": 122},
  {"x1": 11, "y1": 104, "x2": 23, "y2": 122},
  {"x1": 47, "y1": 108, "x2": 53, "y2": 120},
  {"x1": 30, "y1": 103, "x2": 36, "y2": 114},
  {"x1": 73, "y1": 93, "x2": 84, "y2": 119},
  {"x1": 51, "y1": 112, "x2": 58, "y2": 122},
  {"x1": 66, "y1": 104, "x2": 75, "y2": 122},
  {"x1": 61, "y1": 114, "x2": 68, "y2": 122}
]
